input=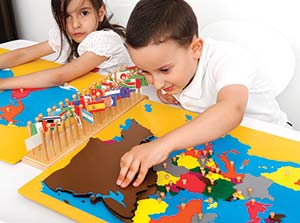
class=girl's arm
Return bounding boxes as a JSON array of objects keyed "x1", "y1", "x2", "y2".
[
  {"x1": 0, "y1": 41, "x2": 54, "y2": 69},
  {"x1": 117, "y1": 84, "x2": 248, "y2": 187},
  {"x1": 0, "y1": 51, "x2": 107, "y2": 89}
]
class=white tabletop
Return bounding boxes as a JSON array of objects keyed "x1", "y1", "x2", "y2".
[{"x1": 0, "y1": 40, "x2": 300, "y2": 223}]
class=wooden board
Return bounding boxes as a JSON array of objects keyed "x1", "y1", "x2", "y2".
[
  {"x1": 0, "y1": 48, "x2": 101, "y2": 164},
  {"x1": 19, "y1": 100, "x2": 300, "y2": 223}
]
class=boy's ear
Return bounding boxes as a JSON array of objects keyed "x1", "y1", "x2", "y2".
[
  {"x1": 190, "y1": 37, "x2": 203, "y2": 59},
  {"x1": 98, "y1": 5, "x2": 106, "y2": 22}
]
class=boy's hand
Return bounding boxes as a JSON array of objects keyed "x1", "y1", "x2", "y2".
[
  {"x1": 116, "y1": 139, "x2": 170, "y2": 188},
  {"x1": 157, "y1": 90, "x2": 180, "y2": 105}
]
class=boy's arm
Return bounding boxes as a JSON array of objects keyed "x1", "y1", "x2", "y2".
[
  {"x1": 0, "y1": 51, "x2": 107, "y2": 89},
  {"x1": 0, "y1": 41, "x2": 54, "y2": 69},
  {"x1": 117, "y1": 84, "x2": 248, "y2": 188},
  {"x1": 160, "y1": 84, "x2": 248, "y2": 149}
]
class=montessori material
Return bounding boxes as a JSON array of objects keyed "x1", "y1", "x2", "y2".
[
  {"x1": 44, "y1": 120, "x2": 157, "y2": 222},
  {"x1": 19, "y1": 100, "x2": 300, "y2": 223},
  {"x1": 0, "y1": 47, "x2": 147, "y2": 166}
]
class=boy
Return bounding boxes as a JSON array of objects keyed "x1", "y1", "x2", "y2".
[{"x1": 116, "y1": 0, "x2": 289, "y2": 188}]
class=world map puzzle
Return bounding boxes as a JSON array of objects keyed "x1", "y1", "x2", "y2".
[{"x1": 19, "y1": 101, "x2": 300, "y2": 223}]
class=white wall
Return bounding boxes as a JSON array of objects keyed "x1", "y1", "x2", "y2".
[
  {"x1": 12, "y1": 0, "x2": 55, "y2": 42},
  {"x1": 191, "y1": 0, "x2": 300, "y2": 131},
  {"x1": 11, "y1": 0, "x2": 300, "y2": 130}
]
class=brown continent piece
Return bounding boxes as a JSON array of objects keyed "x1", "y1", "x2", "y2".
[{"x1": 44, "y1": 120, "x2": 157, "y2": 221}]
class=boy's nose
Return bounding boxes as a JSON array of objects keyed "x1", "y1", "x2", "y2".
[{"x1": 152, "y1": 75, "x2": 164, "y2": 90}]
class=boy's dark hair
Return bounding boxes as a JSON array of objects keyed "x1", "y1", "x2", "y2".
[
  {"x1": 51, "y1": 0, "x2": 125, "y2": 62},
  {"x1": 126, "y1": 0, "x2": 198, "y2": 48}
]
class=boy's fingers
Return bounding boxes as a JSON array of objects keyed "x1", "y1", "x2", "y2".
[
  {"x1": 166, "y1": 96, "x2": 179, "y2": 105},
  {"x1": 116, "y1": 167, "x2": 128, "y2": 186},
  {"x1": 133, "y1": 164, "x2": 148, "y2": 187},
  {"x1": 158, "y1": 95, "x2": 169, "y2": 103},
  {"x1": 161, "y1": 94, "x2": 179, "y2": 105},
  {"x1": 120, "y1": 159, "x2": 140, "y2": 188},
  {"x1": 169, "y1": 97, "x2": 177, "y2": 103},
  {"x1": 116, "y1": 154, "x2": 132, "y2": 186},
  {"x1": 161, "y1": 95, "x2": 173, "y2": 104}
]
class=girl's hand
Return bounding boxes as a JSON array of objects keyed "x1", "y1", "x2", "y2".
[
  {"x1": 157, "y1": 90, "x2": 180, "y2": 105},
  {"x1": 116, "y1": 139, "x2": 170, "y2": 188}
]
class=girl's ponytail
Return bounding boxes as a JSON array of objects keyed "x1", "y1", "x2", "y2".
[{"x1": 99, "y1": 14, "x2": 125, "y2": 39}]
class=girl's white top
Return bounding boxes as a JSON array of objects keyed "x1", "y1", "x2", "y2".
[{"x1": 48, "y1": 26, "x2": 133, "y2": 74}]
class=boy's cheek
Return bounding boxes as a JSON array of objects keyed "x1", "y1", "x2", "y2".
[{"x1": 144, "y1": 76, "x2": 153, "y2": 85}]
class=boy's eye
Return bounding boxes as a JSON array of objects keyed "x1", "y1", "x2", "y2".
[
  {"x1": 160, "y1": 68, "x2": 169, "y2": 73},
  {"x1": 141, "y1": 70, "x2": 150, "y2": 75}
]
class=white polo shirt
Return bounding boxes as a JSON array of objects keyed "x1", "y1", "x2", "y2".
[{"x1": 174, "y1": 38, "x2": 289, "y2": 126}]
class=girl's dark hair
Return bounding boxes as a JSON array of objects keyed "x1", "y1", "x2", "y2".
[
  {"x1": 126, "y1": 0, "x2": 198, "y2": 48},
  {"x1": 51, "y1": 0, "x2": 125, "y2": 62}
]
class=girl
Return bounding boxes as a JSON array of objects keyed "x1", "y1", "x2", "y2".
[{"x1": 0, "y1": 0, "x2": 132, "y2": 89}]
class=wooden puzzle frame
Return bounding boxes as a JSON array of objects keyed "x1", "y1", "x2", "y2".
[
  {"x1": 0, "y1": 47, "x2": 148, "y2": 167},
  {"x1": 22, "y1": 92, "x2": 147, "y2": 169},
  {"x1": 19, "y1": 100, "x2": 300, "y2": 223},
  {"x1": 0, "y1": 47, "x2": 103, "y2": 164}
]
